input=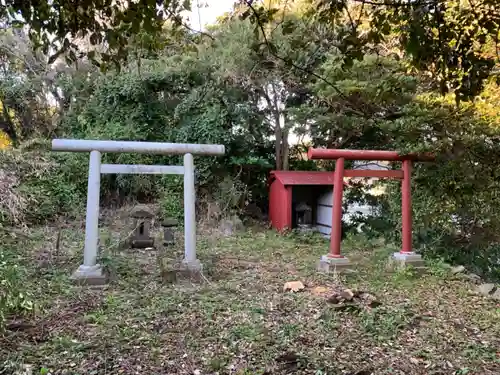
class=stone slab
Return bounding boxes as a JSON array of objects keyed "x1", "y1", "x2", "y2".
[
  {"x1": 131, "y1": 238, "x2": 155, "y2": 248},
  {"x1": 317, "y1": 255, "x2": 354, "y2": 273},
  {"x1": 71, "y1": 264, "x2": 108, "y2": 286},
  {"x1": 162, "y1": 218, "x2": 178, "y2": 227},
  {"x1": 130, "y1": 204, "x2": 154, "y2": 218},
  {"x1": 390, "y1": 252, "x2": 426, "y2": 270}
]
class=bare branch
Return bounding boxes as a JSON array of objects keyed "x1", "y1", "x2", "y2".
[{"x1": 350, "y1": 0, "x2": 436, "y2": 6}]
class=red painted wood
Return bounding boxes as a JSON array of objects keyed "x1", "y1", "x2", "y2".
[
  {"x1": 308, "y1": 148, "x2": 434, "y2": 161},
  {"x1": 401, "y1": 160, "x2": 412, "y2": 253},
  {"x1": 270, "y1": 170, "x2": 335, "y2": 185},
  {"x1": 329, "y1": 158, "x2": 345, "y2": 258},
  {"x1": 344, "y1": 170, "x2": 404, "y2": 179},
  {"x1": 269, "y1": 175, "x2": 286, "y2": 231}
]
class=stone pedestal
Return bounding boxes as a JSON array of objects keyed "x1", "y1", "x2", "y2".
[
  {"x1": 180, "y1": 258, "x2": 203, "y2": 275},
  {"x1": 317, "y1": 255, "x2": 354, "y2": 273},
  {"x1": 161, "y1": 259, "x2": 204, "y2": 284},
  {"x1": 71, "y1": 264, "x2": 108, "y2": 286},
  {"x1": 390, "y1": 252, "x2": 426, "y2": 270}
]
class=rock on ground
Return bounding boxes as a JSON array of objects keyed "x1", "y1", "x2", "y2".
[
  {"x1": 475, "y1": 283, "x2": 496, "y2": 296},
  {"x1": 451, "y1": 265, "x2": 466, "y2": 274},
  {"x1": 218, "y1": 215, "x2": 244, "y2": 236}
]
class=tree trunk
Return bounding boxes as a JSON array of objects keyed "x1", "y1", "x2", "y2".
[
  {"x1": 275, "y1": 118, "x2": 282, "y2": 170},
  {"x1": 282, "y1": 127, "x2": 290, "y2": 171}
]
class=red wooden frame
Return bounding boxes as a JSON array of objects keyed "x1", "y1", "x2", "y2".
[{"x1": 307, "y1": 148, "x2": 434, "y2": 258}]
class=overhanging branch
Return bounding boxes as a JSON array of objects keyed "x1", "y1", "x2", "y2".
[{"x1": 242, "y1": 0, "x2": 368, "y2": 118}]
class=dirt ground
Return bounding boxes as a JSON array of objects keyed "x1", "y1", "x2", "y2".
[{"x1": 1, "y1": 216, "x2": 499, "y2": 375}]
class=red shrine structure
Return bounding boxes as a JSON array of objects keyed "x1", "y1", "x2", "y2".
[
  {"x1": 268, "y1": 148, "x2": 433, "y2": 271},
  {"x1": 307, "y1": 148, "x2": 433, "y2": 271}
]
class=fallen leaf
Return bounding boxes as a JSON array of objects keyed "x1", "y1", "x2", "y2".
[
  {"x1": 310, "y1": 286, "x2": 330, "y2": 296},
  {"x1": 340, "y1": 289, "x2": 355, "y2": 300},
  {"x1": 283, "y1": 281, "x2": 305, "y2": 292}
]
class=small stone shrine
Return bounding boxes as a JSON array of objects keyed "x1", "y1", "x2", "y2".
[
  {"x1": 161, "y1": 218, "x2": 177, "y2": 246},
  {"x1": 295, "y1": 201, "x2": 313, "y2": 231},
  {"x1": 130, "y1": 204, "x2": 155, "y2": 248}
]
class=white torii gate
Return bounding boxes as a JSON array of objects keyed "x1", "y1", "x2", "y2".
[{"x1": 52, "y1": 139, "x2": 225, "y2": 284}]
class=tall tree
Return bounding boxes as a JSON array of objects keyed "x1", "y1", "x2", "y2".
[{"x1": 240, "y1": 0, "x2": 500, "y2": 103}]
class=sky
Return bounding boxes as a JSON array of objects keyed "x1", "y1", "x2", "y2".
[{"x1": 186, "y1": 0, "x2": 235, "y2": 31}]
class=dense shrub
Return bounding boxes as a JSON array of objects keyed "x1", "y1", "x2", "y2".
[{"x1": 0, "y1": 144, "x2": 86, "y2": 225}]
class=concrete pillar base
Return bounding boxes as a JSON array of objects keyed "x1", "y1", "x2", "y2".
[
  {"x1": 317, "y1": 255, "x2": 354, "y2": 273},
  {"x1": 390, "y1": 252, "x2": 426, "y2": 269},
  {"x1": 181, "y1": 258, "x2": 203, "y2": 271},
  {"x1": 180, "y1": 259, "x2": 204, "y2": 281},
  {"x1": 162, "y1": 259, "x2": 204, "y2": 284},
  {"x1": 71, "y1": 264, "x2": 108, "y2": 286}
]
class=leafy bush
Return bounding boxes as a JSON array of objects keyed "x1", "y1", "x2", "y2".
[
  {"x1": 57, "y1": 61, "x2": 273, "y2": 207},
  {"x1": 159, "y1": 175, "x2": 184, "y2": 221},
  {"x1": 370, "y1": 94, "x2": 500, "y2": 281},
  {"x1": 0, "y1": 241, "x2": 33, "y2": 330},
  {"x1": 0, "y1": 145, "x2": 86, "y2": 226}
]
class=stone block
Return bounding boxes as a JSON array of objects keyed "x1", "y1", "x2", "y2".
[
  {"x1": 317, "y1": 255, "x2": 354, "y2": 273},
  {"x1": 163, "y1": 227, "x2": 175, "y2": 246},
  {"x1": 389, "y1": 252, "x2": 426, "y2": 273},
  {"x1": 71, "y1": 264, "x2": 108, "y2": 286}
]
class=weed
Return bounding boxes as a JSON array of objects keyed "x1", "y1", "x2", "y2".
[
  {"x1": 392, "y1": 265, "x2": 419, "y2": 284},
  {"x1": 427, "y1": 257, "x2": 451, "y2": 277},
  {"x1": 0, "y1": 240, "x2": 34, "y2": 330},
  {"x1": 359, "y1": 306, "x2": 412, "y2": 340},
  {"x1": 463, "y1": 343, "x2": 498, "y2": 361},
  {"x1": 230, "y1": 323, "x2": 263, "y2": 341}
]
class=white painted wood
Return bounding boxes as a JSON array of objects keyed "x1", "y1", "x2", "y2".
[
  {"x1": 183, "y1": 153, "x2": 196, "y2": 263},
  {"x1": 52, "y1": 139, "x2": 225, "y2": 156},
  {"x1": 316, "y1": 189, "x2": 333, "y2": 235},
  {"x1": 316, "y1": 204, "x2": 332, "y2": 226},
  {"x1": 101, "y1": 164, "x2": 184, "y2": 175},
  {"x1": 316, "y1": 223, "x2": 332, "y2": 236},
  {"x1": 83, "y1": 150, "x2": 101, "y2": 267},
  {"x1": 317, "y1": 189, "x2": 334, "y2": 205}
]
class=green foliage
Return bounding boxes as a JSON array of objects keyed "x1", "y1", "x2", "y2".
[
  {"x1": 358, "y1": 306, "x2": 412, "y2": 340},
  {"x1": 0, "y1": 241, "x2": 34, "y2": 330},
  {"x1": 159, "y1": 176, "x2": 184, "y2": 221},
  {"x1": 245, "y1": 0, "x2": 500, "y2": 103},
  {"x1": 1, "y1": 0, "x2": 190, "y2": 68}
]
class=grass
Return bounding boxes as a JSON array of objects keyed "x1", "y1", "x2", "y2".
[{"x1": 1, "y1": 219, "x2": 500, "y2": 375}]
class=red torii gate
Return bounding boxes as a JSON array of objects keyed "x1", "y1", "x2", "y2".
[{"x1": 308, "y1": 148, "x2": 433, "y2": 264}]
